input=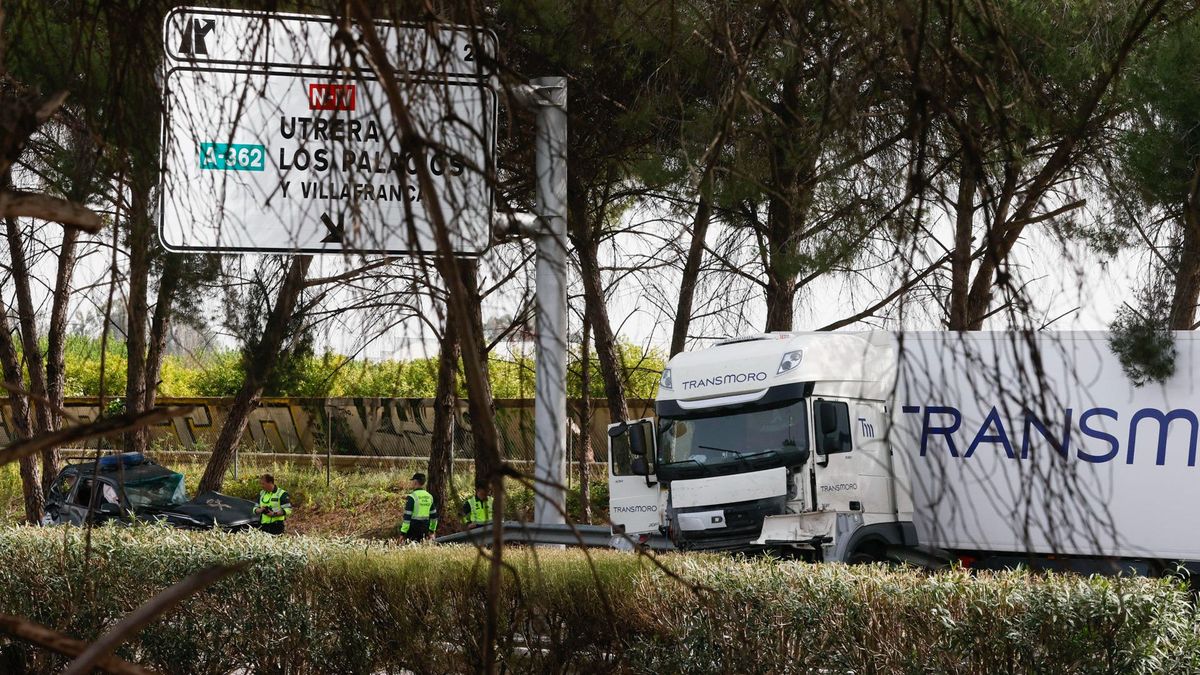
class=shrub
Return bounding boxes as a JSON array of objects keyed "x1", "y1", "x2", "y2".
[{"x1": 0, "y1": 527, "x2": 1195, "y2": 674}]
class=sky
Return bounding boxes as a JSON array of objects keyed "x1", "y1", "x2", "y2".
[{"x1": 8, "y1": 190, "x2": 1147, "y2": 370}]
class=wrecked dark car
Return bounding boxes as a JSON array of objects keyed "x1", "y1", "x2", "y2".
[{"x1": 43, "y1": 453, "x2": 258, "y2": 530}]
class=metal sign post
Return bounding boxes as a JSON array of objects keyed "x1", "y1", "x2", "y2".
[
  {"x1": 163, "y1": 7, "x2": 570, "y2": 526},
  {"x1": 510, "y1": 78, "x2": 568, "y2": 527}
]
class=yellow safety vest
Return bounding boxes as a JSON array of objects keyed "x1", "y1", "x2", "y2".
[
  {"x1": 463, "y1": 496, "x2": 493, "y2": 525},
  {"x1": 401, "y1": 489, "x2": 438, "y2": 534},
  {"x1": 258, "y1": 488, "x2": 290, "y2": 525}
]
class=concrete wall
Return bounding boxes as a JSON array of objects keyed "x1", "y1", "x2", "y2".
[{"x1": 0, "y1": 397, "x2": 654, "y2": 461}]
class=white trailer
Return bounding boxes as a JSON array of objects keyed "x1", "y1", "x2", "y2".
[{"x1": 607, "y1": 331, "x2": 1200, "y2": 570}]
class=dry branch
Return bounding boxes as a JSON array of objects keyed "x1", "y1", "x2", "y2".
[
  {"x1": 0, "y1": 614, "x2": 154, "y2": 675},
  {"x1": 0, "y1": 190, "x2": 103, "y2": 232},
  {"x1": 62, "y1": 563, "x2": 249, "y2": 675}
]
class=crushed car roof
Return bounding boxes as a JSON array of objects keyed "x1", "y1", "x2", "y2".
[{"x1": 61, "y1": 454, "x2": 180, "y2": 481}]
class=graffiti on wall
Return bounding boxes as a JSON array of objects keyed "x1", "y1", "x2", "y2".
[{"x1": 0, "y1": 397, "x2": 652, "y2": 461}]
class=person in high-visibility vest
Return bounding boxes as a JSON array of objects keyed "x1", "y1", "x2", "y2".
[
  {"x1": 400, "y1": 473, "x2": 438, "y2": 542},
  {"x1": 460, "y1": 479, "x2": 494, "y2": 530},
  {"x1": 255, "y1": 474, "x2": 292, "y2": 535}
]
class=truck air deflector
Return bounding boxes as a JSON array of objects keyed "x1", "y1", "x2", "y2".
[
  {"x1": 675, "y1": 390, "x2": 767, "y2": 410},
  {"x1": 657, "y1": 382, "x2": 814, "y2": 417}
]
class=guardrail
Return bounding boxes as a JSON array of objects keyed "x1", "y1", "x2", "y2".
[{"x1": 435, "y1": 521, "x2": 674, "y2": 551}]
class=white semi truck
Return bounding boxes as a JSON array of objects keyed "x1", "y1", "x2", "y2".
[{"x1": 607, "y1": 331, "x2": 1200, "y2": 571}]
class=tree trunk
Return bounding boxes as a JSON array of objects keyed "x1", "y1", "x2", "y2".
[
  {"x1": 670, "y1": 180, "x2": 712, "y2": 357},
  {"x1": 427, "y1": 300, "x2": 461, "y2": 520},
  {"x1": 760, "y1": 69, "x2": 817, "y2": 334},
  {"x1": 458, "y1": 262, "x2": 499, "y2": 480},
  {"x1": 139, "y1": 253, "x2": 182, "y2": 448},
  {"x1": 763, "y1": 273, "x2": 797, "y2": 332},
  {"x1": 123, "y1": 184, "x2": 153, "y2": 454},
  {"x1": 577, "y1": 318, "x2": 593, "y2": 524},
  {"x1": 569, "y1": 222, "x2": 628, "y2": 431},
  {"x1": 197, "y1": 256, "x2": 312, "y2": 493},
  {"x1": 948, "y1": 153, "x2": 978, "y2": 330},
  {"x1": 568, "y1": 172, "x2": 629, "y2": 424},
  {"x1": 45, "y1": 228, "x2": 79, "y2": 429},
  {"x1": 0, "y1": 309, "x2": 43, "y2": 523},
  {"x1": 578, "y1": 236, "x2": 630, "y2": 422},
  {"x1": 5, "y1": 218, "x2": 55, "y2": 493},
  {"x1": 963, "y1": 230, "x2": 1007, "y2": 331},
  {"x1": 1170, "y1": 166, "x2": 1200, "y2": 330}
]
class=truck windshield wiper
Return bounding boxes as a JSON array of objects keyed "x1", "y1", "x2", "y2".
[
  {"x1": 664, "y1": 457, "x2": 715, "y2": 476},
  {"x1": 699, "y1": 444, "x2": 755, "y2": 469},
  {"x1": 698, "y1": 444, "x2": 741, "y2": 455}
]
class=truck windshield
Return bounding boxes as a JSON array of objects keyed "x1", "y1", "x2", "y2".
[
  {"x1": 657, "y1": 399, "x2": 809, "y2": 480},
  {"x1": 124, "y1": 473, "x2": 189, "y2": 509}
]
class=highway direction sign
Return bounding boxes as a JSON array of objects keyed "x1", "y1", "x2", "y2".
[
  {"x1": 159, "y1": 7, "x2": 497, "y2": 255},
  {"x1": 163, "y1": 7, "x2": 494, "y2": 78}
]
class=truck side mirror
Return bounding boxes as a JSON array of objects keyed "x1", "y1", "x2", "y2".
[
  {"x1": 629, "y1": 425, "x2": 647, "y2": 456},
  {"x1": 814, "y1": 401, "x2": 836, "y2": 465},
  {"x1": 607, "y1": 422, "x2": 628, "y2": 438}
]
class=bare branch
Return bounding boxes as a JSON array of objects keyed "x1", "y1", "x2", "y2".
[
  {"x1": 0, "y1": 190, "x2": 103, "y2": 232},
  {"x1": 0, "y1": 614, "x2": 153, "y2": 675}
]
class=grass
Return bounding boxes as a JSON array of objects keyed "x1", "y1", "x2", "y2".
[
  {"x1": 0, "y1": 455, "x2": 611, "y2": 538},
  {"x1": 0, "y1": 527, "x2": 1195, "y2": 674}
]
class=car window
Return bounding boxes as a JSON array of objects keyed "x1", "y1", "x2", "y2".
[
  {"x1": 72, "y1": 479, "x2": 94, "y2": 506},
  {"x1": 49, "y1": 474, "x2": 76, "y2": 501},
  {"x1": 99, "y1": 482, "x2": 120, "y2": 505},
  {"x1": 124, "y1": 473, "x2": 187, "y2": 508},
  {"x1": 73, "y1": 479, "x2": 121, "y2": 507}
]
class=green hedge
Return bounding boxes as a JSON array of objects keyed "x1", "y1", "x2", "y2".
[{"x1": 0, "y1": 526, "x2": 1196, "y2": 674}]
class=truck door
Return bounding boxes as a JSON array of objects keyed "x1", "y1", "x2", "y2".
[
  {"x1": 607, "y1": 419, "x2": 663, "y2": 536},
  {"x1": 812, "y1": 399, "x2": 858, "y2": 512}
]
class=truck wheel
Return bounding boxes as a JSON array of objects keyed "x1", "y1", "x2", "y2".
[{"x1": 847, "y1": 542, "x2": 885, "y2": 565}]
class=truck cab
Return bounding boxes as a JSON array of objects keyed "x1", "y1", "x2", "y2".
[{"x1": 608, "y1": 331, "x2": 914, "y2": 561}]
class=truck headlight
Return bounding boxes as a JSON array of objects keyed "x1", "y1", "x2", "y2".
[
  {"x1": 777, "y1": 349, "x2": 804, "y2": 374},
  {"x1": 660, "y1": 368, "x2": 673, "y2": 390}
]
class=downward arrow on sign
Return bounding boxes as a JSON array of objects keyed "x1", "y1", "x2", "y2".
[{"x1": 320, "y1": 212, "x2": 344, "y2": 244}]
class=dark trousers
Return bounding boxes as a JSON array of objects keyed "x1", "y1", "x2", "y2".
[
  {"x1": 404, "y1": 520, "x2": 431, "y2": 542},
  {"x1": 261, "y1": 521, "x2": 285, "y2": 535}
]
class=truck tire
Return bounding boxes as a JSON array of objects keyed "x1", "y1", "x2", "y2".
[{"x1": 846, "y1": 541, "x2": 886, "y2": 565}]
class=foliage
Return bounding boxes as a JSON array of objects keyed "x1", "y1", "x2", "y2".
[
  {"x1": 0, "y1": 527, "x2": 1195, "y2": 674},
  {"x1": 1118, "y1": 14, "x2": 1200, "y2": 216},
  {"x1": 60, "y1": 334, "x2": 127, "y2": 397},
  {"x1": 1109, "y1": 292, "x2": 1177, "y2": 386},
  {"x1": 1103, "y1": 12, "x2": 1200, "y2": 329},
  {"x1": 52, "y1": 336, "x2": 664, "y2": 399}
]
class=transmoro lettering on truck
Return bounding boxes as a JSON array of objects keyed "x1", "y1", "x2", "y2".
[
  {"x1": 680, "y1": 371, "x2": 768, "y2": 390},
  {"x1": 613, "y1": 505, "x2": 658, "y2": 513},
  {"x1": 902, "y1": 405, "x2": 1200, "y2": 466}
]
